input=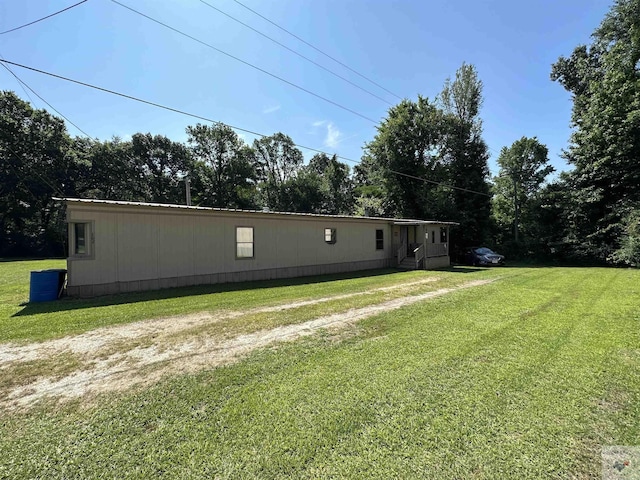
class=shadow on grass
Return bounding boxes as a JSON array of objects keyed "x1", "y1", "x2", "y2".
[
  {"x1": 444, "y1": 265, "x2": 489, "y2": 273},
  {"x1": 448, "y1": 262, "x2": 591, "y2": 270},
  {"x1": 0, "y1": 257, "x2": 66, "y2": 263},
  {"x1": 13, "y1": 268, "x2": 432, "y2": 318}
]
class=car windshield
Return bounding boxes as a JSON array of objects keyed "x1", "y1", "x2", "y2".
[{"x1": 474, "y1": 247, "x2": 495, "y2": 255}]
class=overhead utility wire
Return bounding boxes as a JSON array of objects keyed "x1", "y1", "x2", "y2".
[
  {"x1": 231, "y1": 0, "x2": 403, "y2": 101},
  {"x1": 0, "y1": 59, "x2": 492, "y2": 198},
  {"x1": 110, "y1": 0, "x2": 378, "y2": 124},
  {"x1": 0, "y1": 58, "x2": 88, "y2": 196},
  {"x1": 0, "y1": 0, "x2": 88, "y2": 35},
  {"x1": 3, "y1": 134, "x2": 68, "y2": 199},
  {"x1": 388, "y1": 170, "x2": 491, "y2": 197},
  {"x1": 0, "y1": 53, "x2": 36, "y2": 105},
  {"x1": 0, "y1": 60, "x2": 92, "y2": 137},
  {"x1": 198, "y1": 0, "x2": 393, "y2": 106}
]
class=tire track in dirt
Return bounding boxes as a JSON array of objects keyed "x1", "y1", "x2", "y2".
[
  {"x1": 0, "y1": 277, "x2": 440, "y2": 364},
  {"x1": 1, "y1": 278, "x2": 494, "y2": 410}
]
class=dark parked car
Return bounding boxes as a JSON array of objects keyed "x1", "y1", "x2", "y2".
[{"x1": 465, "y1": 247, "x2": 505, "y2": 266}]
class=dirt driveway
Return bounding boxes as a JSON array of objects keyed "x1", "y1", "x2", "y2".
[{"x1": 0, "y1": 278, "x2": 493, "y2": 411}]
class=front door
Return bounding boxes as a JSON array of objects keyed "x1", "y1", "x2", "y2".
[
  {"x1": 400, "y1": 226, "x2": 408, "y2": 255},
  {"x1": 407, "y1": 226, "x2": 416, "y2": 256}
]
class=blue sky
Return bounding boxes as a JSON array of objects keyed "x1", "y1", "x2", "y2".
[{"x1": 0, "y1": 0, "x2": 612, "y2": 178}]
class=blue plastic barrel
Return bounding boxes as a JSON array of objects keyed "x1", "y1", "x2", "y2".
[{"x1": 29, "y1": 269, "x2": 67, "y2": 303}]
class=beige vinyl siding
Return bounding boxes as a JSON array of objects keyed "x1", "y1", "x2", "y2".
[
  {"x1": 66, "y1": 202, "x2": 393, "y2": 292},
  {"x1": 118, "y1": 212, "x2": 159, "y2": 282}
]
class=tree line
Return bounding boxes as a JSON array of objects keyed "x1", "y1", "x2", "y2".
[
  {"x1": 1, "y1": 0, "x2": 638, "y2": 265},
  {"x1": 0, "y1": 91, "x2": 355, "y2": 257}
]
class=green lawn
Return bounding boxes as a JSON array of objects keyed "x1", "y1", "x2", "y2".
[
  {"x1": 0, "y1": 259, "x2": 498, "y2": 343},
  {"x1": 1, "y1": 262, "x2": 639, "y2": 478}
]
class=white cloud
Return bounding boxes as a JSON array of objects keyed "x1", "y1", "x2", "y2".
[
  {"x1": 324, "y1": 122, "x2": 343, "y2": 149},
  {"x1": 262, "y1": 104, "x2": 281, "y2": 114},
  {"x1": 312, "y1": 120, "x2": 326, "y2": 127}
]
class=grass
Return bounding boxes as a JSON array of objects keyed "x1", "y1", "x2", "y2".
[
  {"x1": 0, "y1": 259, "x2": 498, "y2": 343},
  {"x1": 1, "y1": 262, "x2": 639, "y2": 478},
  {"x1": 0, "y1": 353, "x2": 84, "y2": 401}
]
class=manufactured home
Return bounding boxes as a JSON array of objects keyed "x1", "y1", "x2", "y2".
[{"x1": 61, "y1": 199, "x2": 455, "y2": 297}]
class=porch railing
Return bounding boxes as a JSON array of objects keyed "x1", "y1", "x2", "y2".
[
  {"x1": 414, "y1": 244, "x2": 425, "y2": 269},
  {"x1": 397, "y1": 242, "x2": 407, "y2": 264},
  {"x1": 427, "y1": 243, "x2": 447, "y2": 257}
]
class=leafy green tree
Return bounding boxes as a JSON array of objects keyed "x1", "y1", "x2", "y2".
[
  {"x1": 551, "y1": 0, "x2": 640, "y2": 263},
  {"x1": 0, "y1": 91, "x2": 77, "y2": 256},
  {"x1": 439, "y1": 63, "x2": 492, "y2": 253},
  {"x1": 523, "y1": 174, "x2": 573, "y2": 259},
  {"x1": 131, "y1": 133, "x2": 192, "y2": 204},
  {"x1": 253, "y1": 133, "x2": 303, "y2": 210},
  {"x1": 362, "y1": 96, "x2": 446, "y2": 219},
  {"x1": 187, "y1": 124, "x2": 257, "y2": 209},
  {"x1": 83, "y1": 136, "x2": 145, "y2": 201},
  {"x1": 307, "y1": 153, "x2": 355, "y2": 214},
  {"x1": 611, "y1": 206, "x2": 640, "y2": 266},
  {"x1": 493, "y1": 137, "x2": 554, "y2": 247},
  {"x1": 353, "y1": 154, "x2": 390, "y2": 217},
  {"x1": 278, "y1": 170, "x2": 324, "y2": 213}
]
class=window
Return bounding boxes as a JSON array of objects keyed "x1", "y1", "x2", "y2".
[
  {"x1": 75, "y1": 223, "x2": 87, "y2": 254},
  {"x1": 324, "y1": 228, "x2": 336, "y2": 244},
  {"x1": 376, "y1": 229, "x2": 384, "y2": 250},
  {"x1": 440, "y1": 227, "x2": 448, "y2": 243},
  {"x1": 431, "y1": 229, "x2": 436, "y2": 243},
  {"x1": 236, "y1": 226, "x2": 254, "y2": 258},
  {"x1": 70, "y1": 222, "x2": 92, "y2": 257}
]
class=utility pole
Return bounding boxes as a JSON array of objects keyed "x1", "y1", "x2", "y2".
[{"x1": 185, "y1": 176, "x2": 192, "y2": 206}]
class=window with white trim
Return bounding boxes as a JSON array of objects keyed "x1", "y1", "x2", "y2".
[
  {"x1": 70, "y1": 222, "x2": 92, "y2": 257},
  {"x1": 324, "y1": 228, "x2": 336, "y2": 244},
  {"x1": 236, "y1": 226, "x2": 254, "y2": 258}
]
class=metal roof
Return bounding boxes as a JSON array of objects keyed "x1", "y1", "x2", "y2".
[{"x1": 54, "y1": 198, "x2": 458, "y2": 225}]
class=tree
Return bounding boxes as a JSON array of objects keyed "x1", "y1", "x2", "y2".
[
  {"x1": 551, "y1": 0, "x2": 640, "y2": 263},
  {"x1": 353, "y1": 154, "x2": 390, "y2": 217},
  {"x1": 187, "y1": 124, "x2": 257, "y2": 209},
  {"x1": 440, "y1": 62, "x2": 483, "y2": 125},
  {"x1": 131, "y1": 133, "x2": 192, "y2": 204},
  {"x1": 253, "y1": 133, "x2": 303, "y2": 210},
  {"x1": 84, "y1": 136, "x2": 145, "y2": 202},
  {"x1": 362, "y1": 96, "x2": 446, "y2": 220},
  {"x1": 278, "y1": 170, "x2": 324, "y2": 213},
  {"x1": 439, "y1": 63, "x2": 493, "y2": 253},
  {"x1": 493, "y1": 137, "x2": 554, "y2": 247},
  {"x1": 611, "y1": 206, "x2": 640, "y2": 266},
  {"x1": 307, "y1": 153, "x2": 355, "y2": 214},
  {"x1": 0, "y1": 91, "x2": 77, "y2": 256}
]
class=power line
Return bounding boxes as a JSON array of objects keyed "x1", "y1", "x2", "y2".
[
  {"x1": 0, "y1": 58, "x2": 492, "y2": 198},
  {"x1": 0, "y1": 52, "x2": 36, "y2": 105},
  {"x1": 0, "y1": 0, "x2": 88, "y2": 35},
  {"x1": 0, "y1": 59, "x2": 265, "y2": 137},
  {"x1": 109, "y1": 0, "x2": 379, "y2": 124},
  {"x1": 231, "y1": 0, "x2": 403, "y2": 101},
  {"x1": 197, "y1": 0, "x2": 393, "y2": 106},
  {"x1": 3, "y1": 141, "x2": 67, "y2": 199},
  {"x1": 0, "y1": 58, "x2": 92, "y2": 138},
  {"x1": 388, "y1": 170, "x2": 491, "y2": 197}
]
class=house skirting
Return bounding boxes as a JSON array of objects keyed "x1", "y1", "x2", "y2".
[
  {"x1": 424, "y1": 256, "x2": 451, "y2": 269},
  {"x1": 66, "y1": 258, "x2": 394, "y2": 297}
]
